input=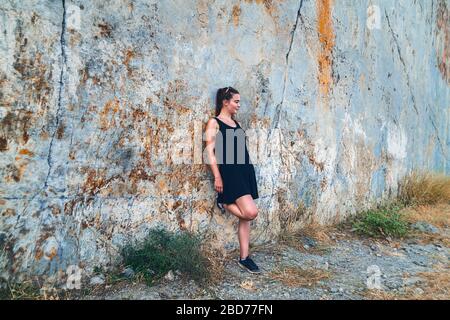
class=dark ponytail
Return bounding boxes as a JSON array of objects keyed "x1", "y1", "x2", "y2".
[{"x1": 215, "y1": 86, "x2": 239, "y2": 116}]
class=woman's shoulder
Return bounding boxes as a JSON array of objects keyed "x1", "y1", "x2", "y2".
[
  {"x1": 206, "y1": 117, "x2": 219, "y2": 129},
  {"x1": 207, "y1": 116, "x2": 219, "y2": 125}
]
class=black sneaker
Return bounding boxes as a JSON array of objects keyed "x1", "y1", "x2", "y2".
[{"x1": 237, "y1": 256, "x2": 261, "y2": 274}]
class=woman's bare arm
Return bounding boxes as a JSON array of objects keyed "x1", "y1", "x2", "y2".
[
  {"x1": 205, "y1": 118, "x2": 220, "y2": 177},
  {"x1": 205, "y1": 118, "x2": 223, "y2": 193}
]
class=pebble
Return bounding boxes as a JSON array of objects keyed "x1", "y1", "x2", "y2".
[
  {"x1": 164, "y1": 270, "x2": 175, "y2": 281},
  {"x1": 414, "y1": 288, "x2": 424, "y2": 295},
  {"x1": 90, "y1": 275, "x2": 105, "y2": 285},
  {"x1": 411, "y1": 222, "x2": 439, "y2": 234},
  {"x1": 121, "y1": 267, "x2": 135, "y2": 278}
]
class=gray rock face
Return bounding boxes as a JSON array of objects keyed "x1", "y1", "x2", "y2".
[{"x1": 0, "y1": 0, "x2": 449, "y2": 282}]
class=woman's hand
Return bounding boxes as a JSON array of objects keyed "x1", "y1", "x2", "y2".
[{"x1": 214, "y1": 176, "x2": 223, "y2": 193}]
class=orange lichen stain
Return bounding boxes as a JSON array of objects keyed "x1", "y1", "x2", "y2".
[
  {"x1": 232, "y1": 4, "x2": 241, "y2": 26},
  {"x1": 308, "y1": 153, "x2": 324, "y2": 172},
  {"x1": 123, "y1": 49, "x2": 135, "y2": 76},
  {"x1": 128, "y1": 165, "x2": 157, "y2": 193},
  {"x1": 157, "y1": 178, "x2": 168, "y2": 193},
  {"x1": 18, "y1": 148, "x2": 34, "y2": 157},
  {"x1": 46, "y1": 247, "x2": 58, "y2": 260},
  {"x1": 243, "y1": 0, "x2": 280, "y2": 22},
  {"x1": 99, "y1": 98, "x2": 120, "y2": 130},
  {"x1": 82, "y1": 168, "x2": 108, "y2": 196},
  {"x1": 245, "y1": 0, "x2": 275, "y2": 11},
  {"x1": 436, "y1": 1, "x2": 450, "y2": 84},
  {"x1": 0, "y1": 199, "x2": 6, "y2": 205},
  {"x1": 317, "y1": 0, "x2": 335, "y2": 96},
  {"x1": 1, "y1": 111, "x2": 33, "y2": 145},
  {"x1": 2, "y1": 208, "x2": 16, "y2": 217},
  {"x1": 13, "y1": 51, "x2": 52, "y2": 108},
  {"x1": 35, "y1": 249, "x2": 44, "y2": 260},
  {"x1": 5, "y1": 162, "x2": 28, "y2": 183},
  {"x1": 141, "y1": 127, "x2": 153, "y2": 167}
]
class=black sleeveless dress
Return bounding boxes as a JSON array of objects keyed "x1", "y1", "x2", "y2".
[{"x1": 213, "y1": 117, "x2": 259, "y2": 206}]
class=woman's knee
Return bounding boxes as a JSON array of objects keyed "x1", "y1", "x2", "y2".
[{"x1": 244, "y1": 207, "x2": 258, "y2": 220}]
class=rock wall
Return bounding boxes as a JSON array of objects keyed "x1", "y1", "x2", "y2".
[{"x1": 1, "y1": 0, "x2": 449, "y2": 283}]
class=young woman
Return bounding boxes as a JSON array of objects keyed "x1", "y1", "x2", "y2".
[{"x1": 205, "y1": 86, "x2": 260, "y2": 274}]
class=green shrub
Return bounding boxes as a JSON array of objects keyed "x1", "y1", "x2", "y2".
[
  {"x1": 352, "y1": 204, "x2": 409, "y2": 238},
  {"x1": 122, "y1": 228, "x2": 209, "y2": 285}
]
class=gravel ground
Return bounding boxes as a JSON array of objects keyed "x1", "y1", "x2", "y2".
[{"x1": 85, "y1": 224, "x2": 449, "y2": 300}]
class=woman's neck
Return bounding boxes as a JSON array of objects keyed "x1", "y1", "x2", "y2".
[{"x1": 218, "y1": 111, "x2": 233, "y2": 119}]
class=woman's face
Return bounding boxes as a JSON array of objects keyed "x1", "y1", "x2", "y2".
[{"x1": 224, "y1": 94, "x2": 240, "y2": 115}]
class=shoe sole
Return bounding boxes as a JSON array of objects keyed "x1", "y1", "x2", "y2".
[{"x1": 236, "y1": 260, "x2": 261, "y2": 274}]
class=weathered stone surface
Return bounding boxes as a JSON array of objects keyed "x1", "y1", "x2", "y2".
[{"x1": 0, "y1": 0, "x2": 449, "y2": 283}]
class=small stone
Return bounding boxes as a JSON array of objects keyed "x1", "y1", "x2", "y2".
[
  {"x1": 403, "y1": 277, "x2": 422, "y2": 287},
  {"x1": 90, "y1": 275, "x2": 105, "y2": 285},
  {"x1": 164, "y1": 270, "x2": 175, "y2": 281},
  {"x1": 413, "y1": 260, "x2": 428, "y2": 267},
  {"x1": 121, "y1": 267, "x2": 135, "y2": 278},
  {"x1": 339, "y1": 288, "x2": 344, "y2": 293},
  {"x1": 414, "y1": 288, "x2": 424, "y2": 295},
  {"x1": 303, "y1": 237, "x2": 317, "y2": 248},
  {"x1": 411, "y1": 222, "x2": 439, "y2": 234}
]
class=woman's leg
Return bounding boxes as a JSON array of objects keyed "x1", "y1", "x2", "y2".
[
  {"x1": 238, "y1": 218, "x2": 250, "y2": 259},
  {"x1": 223, "y1": 203, "x2": 251, "y2": 259},
  {"x1": 235, "y1": 195, "x2": 258, "y2": 259},
  {"x1": 235, "y1": 195, "x2": 258, "y2": 221},
  {"x1": 223, "y1": 203, "x2": 250, "y2": 220}
]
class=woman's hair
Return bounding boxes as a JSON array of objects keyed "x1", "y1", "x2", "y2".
[{"x1": 215, "y1": 86, "x2": 239, "y2": 116}]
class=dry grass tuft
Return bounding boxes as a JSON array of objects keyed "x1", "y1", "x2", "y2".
[
  {"x1": 200, "y1": 241, "x2": 227, "y2": 285},
  {"x1": 399, "y1": 171, "x2": 450, "y2": 206},
  {"x1": 0, "y1": 280, "x2": 75, "y2": 300},
  {"x1": 400, "y1": 203, "x2": 450, "y2": 246},
  {"x1": 408, "y1": 265, "x2": 450, "y2": 300},
  {"x1": 401, "y1": 203, "x2": 450, "y2": 228},
  {"x1": 278, "y1": 222, "x2": 336, "y2": 254},
  {"x1": 268, "y1": 266, "x2": 331, "y2": 288}
]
